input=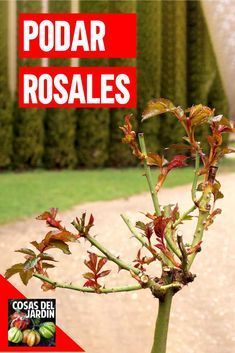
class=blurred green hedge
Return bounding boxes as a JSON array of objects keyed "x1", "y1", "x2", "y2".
[{"x1": 0, "y1": 0, "x2": 229, "y2": 169}]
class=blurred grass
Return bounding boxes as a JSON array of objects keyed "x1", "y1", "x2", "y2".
[{"x1": 0, "y1": 158, "x2": 234, "y2": 224}]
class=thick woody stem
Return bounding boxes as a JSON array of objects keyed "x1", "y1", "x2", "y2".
[
  {"x1": 138, "y1": 133, "x2": 161, "y2": 215},
  {"x1": 151, "y1": 290, "x2": 174, "y2": 353}
]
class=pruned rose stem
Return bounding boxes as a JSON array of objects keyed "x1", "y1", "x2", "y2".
[
  {"x1": 121, "y1": 213, "x2": 148, "y2": 247},
  {"x1": 151, "y1": 289, "x2": 174, "y2": 353},
  {"x1": 163, "y1": 205, "x2": 181, "y2": 260},
  {"x1": 173, "y1": 203, "x2": 196, "y2": 228},
  {"x1": 33, "y1": 273, "x2": 182, "y2": 295},
  {"x1": 33, "y1": 273, "x2": 143, "y2": 293},
  {"x1": 187, "y1": 184, "x2": 211, "y2": 270},
  {"x1": 191, "y1": 152, "x2": 200, "y2": 203},
  {"x1": 138, "y1": 133, "x2": 161, "y2": 215},
  {"x1": 85, "y1": 234, "x2": 141, "y2": 275},
  {"x1": 121, "y1": 214, "x2": 162, "y2": 261}
]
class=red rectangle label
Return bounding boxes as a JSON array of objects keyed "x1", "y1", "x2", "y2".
[
  {"x1": 19, "y1": 13, "x2": 136, "y2": 58},
  {"x1": 19, "y1": 66, "x2": 136, "y2": 108}
]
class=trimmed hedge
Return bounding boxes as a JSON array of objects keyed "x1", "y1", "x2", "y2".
[
  {"x1": 108, "y1": 0, "x2": 137, "y2": 167},
  {"x1": 1, "y1": 0, "x2": 229, "y2": 169},
  {"x1": 160, "y1": 0, "x2": 186, "y2": 150},
  {"x1": 77, "y1": 0, "x2": 110, "y2": 168},
  {"x1": 0, "y1": 1, "x2": 12, "y2": 168},
  {"x1": 14, "y1": 0, "x2": 44, "y2": 169},
  {"x1": 187, "y1": 0, "x2": 229, "y2": 148},
  {"x1": 44, "y1": 0, "x2": 77, "y2": 169},
  {"x1": 136, "y1": 0, "x2": 162, "y2": 153}
]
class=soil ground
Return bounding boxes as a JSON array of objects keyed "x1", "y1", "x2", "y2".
[{"x1": 1, "y1": 174, "x2": 234, "y2": 353}]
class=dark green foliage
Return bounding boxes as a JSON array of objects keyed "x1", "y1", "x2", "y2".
[
  {"x1": 44, "y1": 0, "x2": 77, "y2": 169},
  {"x1": 137, "y1": 0, "x2": 161, "y2": 153},
  {"x1": 0, "y1": 1, "x2": 12, "y2": 168},
  {"x1": 187, "y1": 0, "x2": 229, "y2": 148},
  {"x1": 108, "y1": 0, "x2": 137, "y2": 167},
  {"x1": 160, "y1": 0, "x2": 186, "y2": 150},
  {"x1": 14, "y1": 0, "x2": 44, "y2": 169},
  {"x1": 77, "y1": 0, "x2": 110, "y2": 168}
]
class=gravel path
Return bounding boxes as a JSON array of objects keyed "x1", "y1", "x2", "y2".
[{"x1": 0, "y1": 174, "x2": 235, "y2": 353}]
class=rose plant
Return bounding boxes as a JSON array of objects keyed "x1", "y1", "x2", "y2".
[{"x1": 5, "y1": 99, "x2": 235, "y2": 353}]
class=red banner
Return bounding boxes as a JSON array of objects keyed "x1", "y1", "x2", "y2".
[
  {"x1": 19, "y1": 13, "x2": 136, "y2": 58},
  {"x1": 19, "y1": 66, "x2": 136, "y2": 108}
]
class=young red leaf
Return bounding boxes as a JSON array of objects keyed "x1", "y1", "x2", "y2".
[
  {"x1": 37, "y1": 208, "x2": 63, "y2": 230},
  {"x1": 166, "y1": 155, "x2": 188, "y2": 172},
  {"x1": 97, "y1": 257, "x2": 108, "y2": 273},
  {"x1": 97, "y1": 270, "x2": 111, "y2": 278}
]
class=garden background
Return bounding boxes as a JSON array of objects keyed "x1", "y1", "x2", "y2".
[{"x1": 0, "y1": 0, "x2": 232, "y2": 170}]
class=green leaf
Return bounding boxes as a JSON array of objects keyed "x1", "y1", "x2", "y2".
[
  {"x1": 146, "y1": 153, "x2": 166, "y2": 167},
  {"x1": 135, "y1": 221, "x2": 146, "y2": 231},
  {"x1": 24, "y1": 257, "x2": 38, "y2": 270},
  {"x1": 189, "y1": 105, "x2": 212, "y2": 127},
  {"x1": 5, "y1": 263, "x2": 24, "y2": 279},
  {"x1": 19, "y1": 269, "x2": 34, "y2": 286},
  {"x1": 142, "y1": 98, "x2": 176, "y2": 121},
  {"x1": 42, "y1": 263, "x2": 56, "y2": 269},
  {"x1": 37, "y1": 253, "x2": 58, "y2": 262},
  {"x1": 182, "y1": 215, "x2": 193, "y2": 221},
  {"x1": 47, "y1": 240, "x2": 71, "y2": 255},
  {"x1": 209, "y1": 115, "x2": 231, "y2": 127},
  {"x1": 15, "y1": 248, "x2": 36, "y2": 257},
  {"x1": 83, "y1": 272, "x2": 95, "y2": 280},
  {"x1": 31, "y1": 241, "x2": 41, "y2": 251}
]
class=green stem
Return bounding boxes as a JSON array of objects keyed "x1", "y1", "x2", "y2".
[
  {"x1": 138, "y1": 133, "x2": 161, "y2": 215},
  {"x1": 163, "y1": 205, "x2": 181, "y2": 260},
  {"x1": 121, "y1": 213, "x2": 148, "y2": 248},
  {"x1": 187, "y1": 185, "x2": 211, "y2": 270},
  {"x1": 174, "y1": 152, "x2": 200, "y2": 229},
  {"x1": 34, "y1": 273, "x2": 181, "y2": 296},
  {"x1": 187, "y1": 210, "x2": 208, "y2": 270},
  {"x1": 173, "y1": 204, "x2": 196, "y2": 228},
  {"x1": 192, "y1": 152, "x2": 200, "y2": 203},
  {"x1": 121, "y1": 214, "x2": 162, "y2": 261},
  {"x1": 86, "y1": 234, "x2": 141, "y2": 275},
  {"x1": 33, "y1": 273, "x2": 143, "y2": 293},
  {"x1": 151, "y1": 290, "x2": 174, "y2": 353}
]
